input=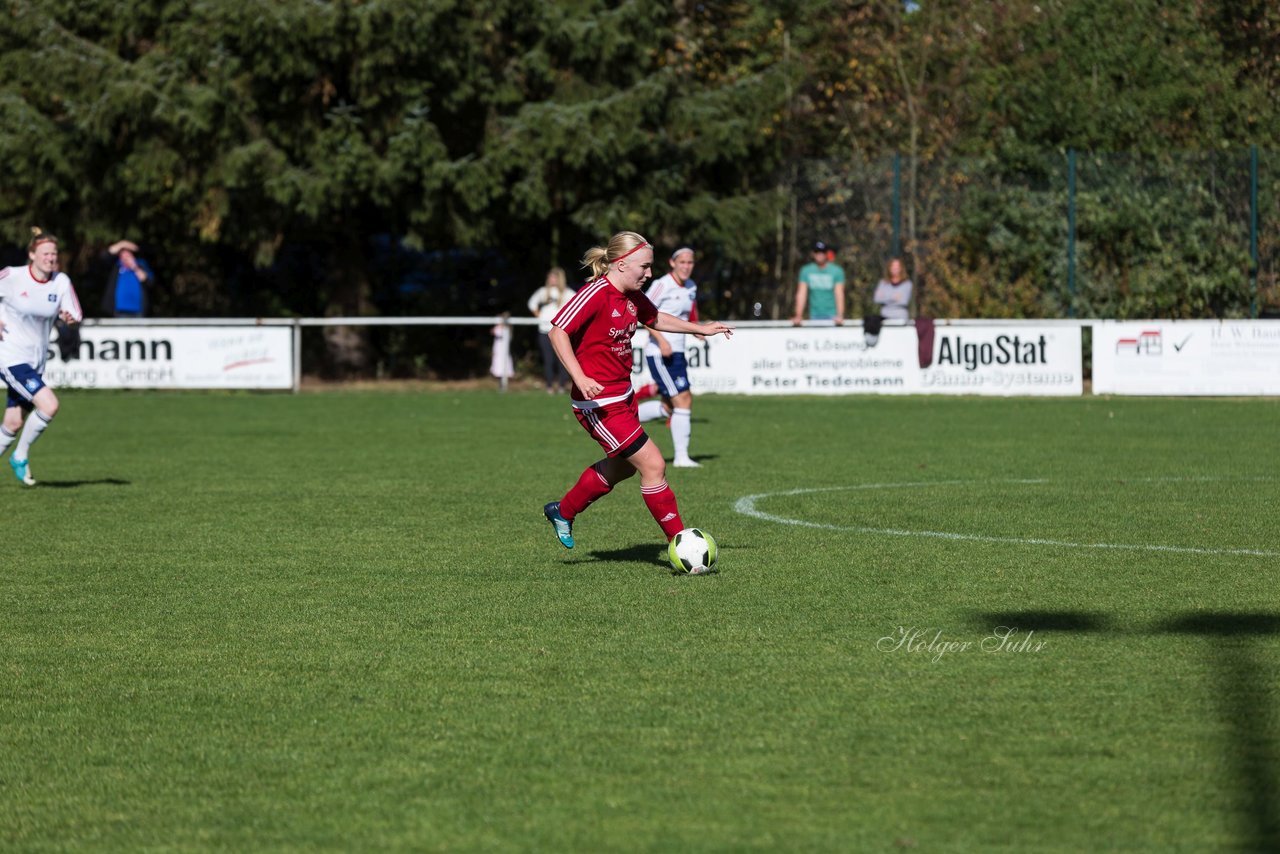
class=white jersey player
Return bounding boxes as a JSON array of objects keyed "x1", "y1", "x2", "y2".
[
  {"x1": 641, "y1": 247, "x2": 703, "y2": 467},
  {"x1": 0, "y1": 229, "x2": 83, "y2": 486}
]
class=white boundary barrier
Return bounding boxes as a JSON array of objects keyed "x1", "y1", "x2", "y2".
[
  {"x1": 1092, "y1": 319, "x2": 1280, "y2": 395},
  {"x1": 630, "y1": 321, "x2": 1084, "y2": 396},
  {"x1": 51, "y1": 316, "x2": 1276, "y2": 395}
]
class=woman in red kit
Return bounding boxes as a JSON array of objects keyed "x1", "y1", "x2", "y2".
[{"x1": 543, "y1": 231, "x2": 733, "y2": 549}]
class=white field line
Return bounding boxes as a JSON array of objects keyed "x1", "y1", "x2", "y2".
[{"x1": 732, "y1": 478, "x2": 1280, "y2": 559}]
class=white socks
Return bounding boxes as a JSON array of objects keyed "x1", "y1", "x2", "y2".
[
  {"x1": 671, "y1": 407, "x2": 692, "y2": 461},
  {"x1": 638, "y1": 400, "x2": 669, "y2": 422},
  {"x1": 0, "y1": 426, "x2": 15, "y2": 457},
  {"x1": 636, "y1": 402, "x2": 695, "y2": 462},
  {"x1": 14, "y1": 410, "x2": 52, "y2": 460}
]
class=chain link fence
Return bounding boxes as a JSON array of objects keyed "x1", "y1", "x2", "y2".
[
  {"x1": 724, "y1": 148, "x2": 1277, "y2": 325},
  {"x1": 293, "y1": 149, "x2": 1275, "y2": 378}
]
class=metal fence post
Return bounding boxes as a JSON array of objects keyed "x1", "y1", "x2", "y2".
[
  {"x1": 1067, "y1": 149, "x2": 1077, "y2": 318},
  {"x1": 1250, "y1": 144, "x2": 1259, "y2": 319},
  {"x1": 292, "y1": 318, "x2": 302, "y2": 392},
  {"x1": 892, "y1": 151, "x2": 902, "y2": 258}
]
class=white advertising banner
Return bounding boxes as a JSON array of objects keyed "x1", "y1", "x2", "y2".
[
  {"x1": 44, "y1": 325, "x2": 294, "y2": 390},
  {"x1": 631, "y1": 324, "x2": 1082, "y2": 396},
  {"x1": 1092, "y1": 320, "x2": 1280, "y2": 395}
]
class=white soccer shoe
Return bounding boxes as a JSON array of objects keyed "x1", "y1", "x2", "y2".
[{"x1": 672, "y1": 457, "x2": 701, "y2": 468}]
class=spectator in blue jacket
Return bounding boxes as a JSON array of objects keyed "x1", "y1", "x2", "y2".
[{"x1": 101, "y1": 240, "x2": 155, "y2": 318}]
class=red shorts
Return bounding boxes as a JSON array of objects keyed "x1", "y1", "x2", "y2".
[{"x1": 573, "y1": 392, "x2": 649, "y2": 458}]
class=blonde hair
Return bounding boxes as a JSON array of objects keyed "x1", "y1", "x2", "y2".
[
  {"x1": 28, "y1": 227, "x2": 58, "y2": 253},
  {"x1": 546, "y1": 266, "x2": 567, "y2": 298},
  {"x1": 580, "y1": 231, "x2": 649, "y2": 279}
]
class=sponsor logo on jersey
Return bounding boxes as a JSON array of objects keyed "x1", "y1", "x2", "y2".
[{"x1": 612, "y1": 309, "x2": 622, "y2": 318}]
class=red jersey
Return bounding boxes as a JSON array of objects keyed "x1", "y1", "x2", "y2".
[{"x1": 552, "y1": 276, "x2": 658, "y2": 404}]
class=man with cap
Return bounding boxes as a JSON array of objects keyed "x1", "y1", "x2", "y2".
[{"x1": 792, "y1": 240, "x2": 846, "y2": 325}]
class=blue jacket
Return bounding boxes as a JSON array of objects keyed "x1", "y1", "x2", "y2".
[{"x1": 101, "y1": 257, "x2": 155, "y2": 316}]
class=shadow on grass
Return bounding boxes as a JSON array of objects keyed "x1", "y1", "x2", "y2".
[
  {"x1": 581, "y1": 543, "x2": 722, "y2": 577},
  {"x1": 1161, "y1": 612, "x2": 1280, "y2": 637},
  {"x1": 968, "y1": 608, "x2": 1279, "y2": 850},
  {"x1": 36, "y1": 478, "x2": 131, "y2": 489},
  {"x1": 1160, "y1": 611, "x2": 1280, "y2": 852},
  {"x1": 587, "y1": 544, "x2": 667, "y2": 566}
]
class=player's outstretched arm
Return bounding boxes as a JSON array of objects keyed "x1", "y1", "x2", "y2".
[{"x1": 652, "y1": 312, "x2": 734, "y2": 340}]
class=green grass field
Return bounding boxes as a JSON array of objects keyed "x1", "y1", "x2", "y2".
[{"x1": 2, "y1": 389, "x2": 1277, "y2": 852}]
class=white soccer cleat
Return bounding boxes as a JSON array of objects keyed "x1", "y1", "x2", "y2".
[{"x1": 672, "y1": 457, "x2": 701, "y2": 468}]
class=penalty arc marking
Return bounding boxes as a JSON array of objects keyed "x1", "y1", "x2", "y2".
[{"x1": 732, "y1": 478, "x2": 1280, "y2": 559}]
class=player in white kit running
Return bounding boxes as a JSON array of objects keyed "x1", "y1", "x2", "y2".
[
  {"x1": 0, "y1": 229, "x2": 84, "y2": 486},
  {"x1": 643, "y1": 247, "x2": 702, "y2": 467}
]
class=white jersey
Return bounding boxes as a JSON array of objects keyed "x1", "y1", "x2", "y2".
[
  {"x1": 0, "y1": 265, "x2": 83, "y2": 373},
  {"x1": 643, "y1": 273, "x2": 698, "y2": 356},
  {"x1": 527, "y1": 285, "x2": 575, "y2": 334}
]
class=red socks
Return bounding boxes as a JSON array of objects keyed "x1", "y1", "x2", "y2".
[
  {"x1": 641, "y1": 480, "x2": 684, "y2": 540},
  {"x1": 560, "y1": 462, "x2": 613, "y2": 520},
  {"x1": 561, "y1": 464, "x2": 684, "y2": 541}
]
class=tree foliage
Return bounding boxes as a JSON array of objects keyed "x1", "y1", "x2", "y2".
[{"x1": 0, "y1": 0, "x2": 1276, "y2": 371}]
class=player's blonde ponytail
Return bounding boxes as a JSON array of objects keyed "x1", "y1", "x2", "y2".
[
  {"x1": 28, "y1": 227, "x2": 58, "y2": 252},
  {"x1": 581, "y1": 246, "x2": 610, "y2": 279}
]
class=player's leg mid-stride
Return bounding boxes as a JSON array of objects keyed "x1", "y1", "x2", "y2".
[{"x1": 543, "y1": 501, "x2": 574, "y2": 548}]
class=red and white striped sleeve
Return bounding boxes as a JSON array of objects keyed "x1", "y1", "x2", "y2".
[{"x1": 551, "y1": 278, "x2": 607, "y2": 335}]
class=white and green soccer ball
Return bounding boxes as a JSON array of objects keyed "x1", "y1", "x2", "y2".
[{"x1": 668, "y1": 528, "x2": 718, "y2": 575}]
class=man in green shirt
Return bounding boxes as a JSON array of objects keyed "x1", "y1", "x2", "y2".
[{"x1": 792, "y1": 240, "x2": 846, "y2": 325}]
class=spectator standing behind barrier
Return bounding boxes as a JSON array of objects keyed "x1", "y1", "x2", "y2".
[
  {"x1": 490, "y1": 313, "x2": 514, "y2": 391},
  {"x1": 527, "y1": 267, "x2": 575, "y2": 394},
  {"x1": 873, "y1": 257, "x2": 913, "y2": 321},
  {"x1": 792, "y1": 240, "x2": 845, "y2": 325},
  {"x1": 101, "y1": 239, "x2": 155, "y2": 318}
]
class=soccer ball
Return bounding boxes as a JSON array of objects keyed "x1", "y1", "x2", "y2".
[{"x1": 668, "y1": 528, "x2": 718, "y2": 575}]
